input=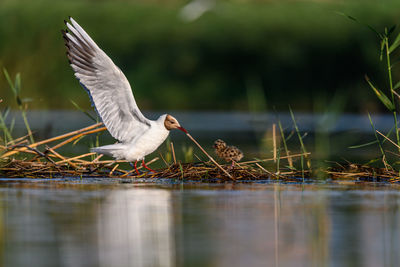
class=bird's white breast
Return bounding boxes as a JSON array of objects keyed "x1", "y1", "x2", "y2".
[{"x1": 124, "y1": 121, "x2": 170, "y2": 161}]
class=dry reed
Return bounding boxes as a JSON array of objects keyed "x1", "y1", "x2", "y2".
[{"x1": 0, "y1": 123, "x2": 312, "y2": 181}]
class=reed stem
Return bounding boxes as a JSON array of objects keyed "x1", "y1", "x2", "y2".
[
  {"x1": 185, "y1": 133, "x2": 233, "y2": 179},
  {"x1": 1, "y1": 122, "x2": 103, "y2": 158}
]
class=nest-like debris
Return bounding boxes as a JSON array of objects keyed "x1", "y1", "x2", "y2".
[
  {"x1": 0, "y1": 123, "x2": 312, "y2": 181},
  {"x1": 147, "y1": 162, "x2": 311, "y2": 182},
  {"x1": 327, "y1": 163, "x2": 400, "y2": 183},
  {"x1": 4, "y1": 122, "x2": 400, "y2": 183},
  {"x1": 0, "y1": 158, "x2": 310, "y2": 181}
]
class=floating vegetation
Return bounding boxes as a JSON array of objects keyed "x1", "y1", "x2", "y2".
[
  {"x1": 2, "y1": 120, "x2": 400, "y2": 182},
  {"x1": 327, "y1": 164, "x2": 400, "y2": 183},
  {"x1": 0, "y1": 122, "x2": 313, "y2": 181},
  {"x1": 0, "y1": 157, "x2": 311, "y2": 182}
]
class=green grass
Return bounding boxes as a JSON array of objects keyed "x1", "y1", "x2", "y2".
[
  {"x1": 3, "y1": 68, "x2": 34, "y2": 143},
  {"x1": 346, "y1": 16, "x2": 400, "y2": 169},
  {"x1": 0, "y1": 107, "x2": 14, "y2": 148}
]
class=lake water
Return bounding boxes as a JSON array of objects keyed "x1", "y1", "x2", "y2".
[
  {"x1": 2, "y1": 111, "x2": 400, "y2": 266},
  {"x1": 0, "y1": 179, "x2": 399, "y2": 267}
]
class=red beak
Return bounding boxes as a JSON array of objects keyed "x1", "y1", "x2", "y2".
[{"x1": 177, "y1": 126, "x2": 188, "y2": 134}]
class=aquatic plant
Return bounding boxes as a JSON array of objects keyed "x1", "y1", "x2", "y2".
[
  {"x1": 182, "y1": 145, "x2": 194, "y2": 163},
  {"x1": 3, "y1": 69, "x2": 34, "y2": 144},
  {"x1": 0, "y1": 104, "x2": 14, "y2": 147},
  {"x1": 343, "y1": 15, "x2": 400, "y2": 169},
  {"x1": 289, "y1": 106, "x2": 311, "y2": 179},
  {"x1": 363, "y1": 27, "x2": 400, "y2": 151}
]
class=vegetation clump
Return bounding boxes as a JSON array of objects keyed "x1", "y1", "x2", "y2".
[{"x1": 0, "y1": 122, "x2": 310, "y2": 181}]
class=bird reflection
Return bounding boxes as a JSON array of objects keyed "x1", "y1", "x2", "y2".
[{"x1": 97, "y1": 189, "x2": 175, "y2": 267}]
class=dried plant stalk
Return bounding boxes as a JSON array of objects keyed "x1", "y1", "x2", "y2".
[
  {"x1": 171, "y1": 142, "x2": 176, "y2": 164},
  {"x1": 185, "y1": 133, "x2": 233, "y2": 179},
  {"x1": 1, "y1": 122, "x2": 103, "y2": 158},
  {"x1": 0, "y1": 122, "x2": 319, "y2": 182},
  {"x1": 273, "y1": 123, "x2": 277, "y2": 163}
]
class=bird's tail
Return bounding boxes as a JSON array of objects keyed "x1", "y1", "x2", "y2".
[{"x1": 91, "y1": 143, "x2": 127, "y2": 159}]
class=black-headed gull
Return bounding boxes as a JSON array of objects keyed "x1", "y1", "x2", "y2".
[{"x1": 62, "y1": 17, "x2": 187, "y2": 174}]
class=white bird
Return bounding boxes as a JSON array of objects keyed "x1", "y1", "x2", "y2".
[{"x1": 62, "y1": 17, "x2": 187, "y2": 174}]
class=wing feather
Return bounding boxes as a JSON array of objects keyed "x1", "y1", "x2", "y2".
[{"x1": 62, "y1": 17, "x2": 151, "y2": 143}]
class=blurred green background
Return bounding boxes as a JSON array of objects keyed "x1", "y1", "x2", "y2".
[{"x1": 1, "y1": 0, "x2": 400, "y2": 112}]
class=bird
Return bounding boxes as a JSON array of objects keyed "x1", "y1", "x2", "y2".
[
  {"x1": 61, "y1": 17, "x2": 187, "y2": 175},
  {"x1": 213, "y1": 139, "x2": 243, "y2": 167}
]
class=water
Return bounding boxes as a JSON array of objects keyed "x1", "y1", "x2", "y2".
[
  {"x1": 0, "y1": 179, "x2": 399, "y2": 267},
  {"x1": 6, "y1": 110, "x2": 395, "y2": 134},
  {"x1": 2, "y1": 111, "x2": 400, "y2": 266}
]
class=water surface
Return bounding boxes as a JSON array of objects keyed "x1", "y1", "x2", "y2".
[{"x1": 0, "y1": 179, "x2": 399, "y2": 267}]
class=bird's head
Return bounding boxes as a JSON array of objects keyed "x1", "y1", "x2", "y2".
[
  {"x1": 213, "y1": 139, "x2": 226, "y2": 150},
  {"x1": 164, "y1": 114, "x2": 187, "y2": 133}
]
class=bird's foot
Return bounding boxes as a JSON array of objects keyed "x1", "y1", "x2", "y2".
[{"x1": 142, "y1": 159, "x2": 156, "y2": 173}]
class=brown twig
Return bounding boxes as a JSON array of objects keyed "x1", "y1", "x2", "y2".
[
  {"x1": 241, "y1": 152, "x2": 311, "y2": 165},
  {"x1": 56, "y1": 152, "x2": 96, "y2": 164},
  {"x1": 286, "y1": 151, "x2": 293, "y2": 168},
  {"x1": 10, "y1": 145, "x2": 56, "y2": 165},
  {"x1": 185, "y1": 133, "x2": 233, "y2": 179},
  {"x1": 45, "y1": 146, "x2": 79, "y2": 169},
  {"x1": 1, "y1": 122, "x2": 104, "y2": 158},
  {"x1": 7, "y1": 134, "x2": 29, "y2": 146},
  {"x1": 273, "y1": 123, "x2": 277, "y2": 163},
  {"x1": 109, "y1": 164, "x2": 119, "y2": 176},
  {"x1": 91, "y1": 154, "x2": 103, "y2": 163},
  {"x1": 255, "y1": 163, "x2": 275, "y2": 177},
  {"x1": 376, "y1": 130, "x2": 400, "y2": 149},
  {"x1": 50, "y1": 127, "x2": 107, "y2": 150},
  {"x1": 171, "y1": 142, "x2": 177, "y2": 164},
  {"x1": 158, "y1": 151, "x2": 169, "y2": 167}
]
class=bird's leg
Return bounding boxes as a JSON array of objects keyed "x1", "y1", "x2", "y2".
[
  {"x1": 129, "y1": 161, "x2": 140, "y2": 175},
  {"x1": 228, "y1": 160, "x2": 236, "y2": 171},
  {"x1": 142, "y1": 159, "x2": 155, "y2": 173}
]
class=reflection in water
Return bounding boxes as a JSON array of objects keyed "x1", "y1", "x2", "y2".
[
  {"x1": 0, "y1": 185, "x2": 175, "y2": 267},
  {"x1": 97, "y1": 189, "x2": 175, "y2": 267},
  {"x1": 175, "y1": 185, "x2": 400, "y2": 267},
  {"x1": 0, "y1": 182, "x2": 400, "y2": 267}
]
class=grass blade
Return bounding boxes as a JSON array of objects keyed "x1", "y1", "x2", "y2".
[
  {"x1": 388, "y1": 25, "x2": 396, "y2": 36},
  {"x1": 348, "y1": 140, "x2": 378, "y2": 149},
  {"x1": 15, "y1": 73, "x2": 21, "y2": 97},
  {"x1": 277, "y1": 119, "x2": 293, "y2": 168},
  {"x1": 394, "y1": 81, "x2": 400, "y2": 90},
  {"x1": 70, "y1": 100, "x2": 97, "y2": 122},
  {"x1": 389, "y1": 31, "x2": 400, "y2": 53},
  {"x1": 367, "y1": 113, "x2": 389, "y2": 167},
  {"x1": 289, "y1": 106, "x2": 311, "y2": 169},
  {"x1": 349, "y1": 125, "x2": 395, "y2": 148},
  {"x1": 365, "y1": 75, "x2": 395, "y2": 111},
  {"x1": 3, "y1": 68, "x2": 15, "y2": 93},
  {"x1": 337, "y1": 12, "x2": 383, "y2": 39}
]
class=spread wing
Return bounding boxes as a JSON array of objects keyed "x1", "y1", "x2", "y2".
[{"x1": 62, "y1": 17, "x2": 150, "y2": 143}]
